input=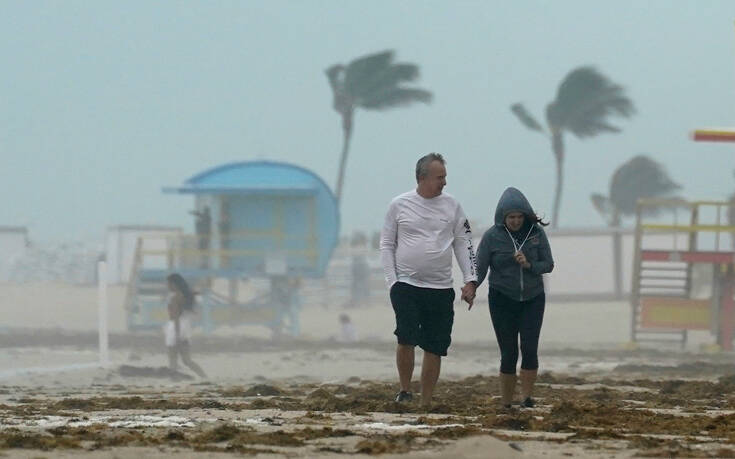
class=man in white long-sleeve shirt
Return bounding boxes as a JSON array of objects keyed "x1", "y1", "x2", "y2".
[{"x1": 380, "y1": 153, "x2": 477, "y2": 407}]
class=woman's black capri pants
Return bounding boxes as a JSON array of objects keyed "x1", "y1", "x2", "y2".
[{"x1": 488, "y1": 288, "x2": 545, "y2": 374}]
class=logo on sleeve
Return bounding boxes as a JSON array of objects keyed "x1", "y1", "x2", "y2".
[{"x1": 463, "y1": 219, "x2": 471, "y2": 234}]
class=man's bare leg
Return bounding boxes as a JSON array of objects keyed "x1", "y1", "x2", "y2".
[
  {"x1": 396, "y1": 344, "x2": 415, "y2": 392},
  {"x1": 421, "y1": 351, "x2": 441, "y2": 407}
]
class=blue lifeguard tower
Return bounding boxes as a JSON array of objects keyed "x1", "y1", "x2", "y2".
[{"x1": 124, "y1": 161, "x2": 339, "y2": 335}]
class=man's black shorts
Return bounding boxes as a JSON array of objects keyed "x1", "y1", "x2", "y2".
[{"x1": 389, "y1": 282, "x2": 455, "y2": 356}]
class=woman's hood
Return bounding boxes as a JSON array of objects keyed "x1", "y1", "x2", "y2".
[{"x1": 494, "y1": 187, "x2": 536, "y2": 226}]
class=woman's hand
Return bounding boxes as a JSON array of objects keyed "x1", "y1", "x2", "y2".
[{"x1": 514, "y1": 251, "x2": 531, "y2": 269}]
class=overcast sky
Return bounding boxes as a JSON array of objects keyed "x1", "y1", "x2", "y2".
[{"x1": 3, "y1": 1, "x2": 735, "y2": 243}]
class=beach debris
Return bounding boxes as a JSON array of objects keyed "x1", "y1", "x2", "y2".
[{"x1": 118, "y1": 365, "x2": 194, "y2": 381}]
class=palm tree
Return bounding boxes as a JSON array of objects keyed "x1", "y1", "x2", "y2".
[
  {"x1": 590, "y1": 155, "x2": 681, "y2": 298},
  {"x1": 511, "y1": 66, "x2": 635, "y2": 227},
  {"x1": 590, "y1": 155, "x2": 681, "y2": 227},
  {"x1": 325, "y1": 50, "x2": 432, "y2": 203}
]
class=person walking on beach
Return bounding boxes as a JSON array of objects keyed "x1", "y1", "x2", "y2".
[
  {"x1": 474, "y1": 187, "x2": 554, "y2": 409},
  {"x1": 165, "y1": 273, "x2": 207, "y2": 378},
  {"x1": 380, "y1": 153, "x2": 477, "y2": 407}
]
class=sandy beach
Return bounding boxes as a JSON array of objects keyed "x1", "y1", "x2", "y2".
[{"x1": 2, "y1": 282, "x2": 735, "y2": 457}]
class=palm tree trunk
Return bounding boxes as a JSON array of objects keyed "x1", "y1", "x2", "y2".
[
  {"x1": 334, "y1": 110, "x2": 353, "y2": 204},
  {"x1": 611, "y1": 209, "x2": 623, "y2": 299},
  {"x1": 551, "y1": 131, "x2": 564, "y2": 228}
]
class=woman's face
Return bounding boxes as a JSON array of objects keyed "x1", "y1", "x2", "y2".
[{"x1": 505, "y1": 212, "x2": 525, "y2": 232}]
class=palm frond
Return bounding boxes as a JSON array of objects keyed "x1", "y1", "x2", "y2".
[
  {"x1": 546, "y1": 66, "x2": 635, "y2": 138},
  {"x1": 608, "y1": 155, "x2": 681, "y2": 216},
  {"x1": 510, "y1": 103, "x2": 544, "y2": 132},
  {"x1": 360, "y1": 87, "x2": 432, "y2": 110},
  {"x1": 590, "y1": 193, "x2": 612, "y2": 220},
  {"x1": 325, "y1": 65, "x2": 345, "y2": 92},
  {"x1": 327, "y1": 50, "x2": 431, "y2": 113},
  {"x1": 353, "y1": 63, "x2": 420, "y2": 100},
  {"x1": 325, "y1": 64, "x2": 352, "y2": 114},
  {"x1": 344, "y1": 50, "x2": 395, "y2": 96}
]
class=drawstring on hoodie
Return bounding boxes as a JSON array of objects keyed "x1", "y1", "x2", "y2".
[
  {"x1": 505, "y1": 225, "x2": 533, "y2": 253},
  {"x1": 505, "y1": 224, "x2": 534, "y2": 301}
]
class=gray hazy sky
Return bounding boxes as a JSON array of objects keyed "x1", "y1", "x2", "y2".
[{"x1": 3, "y1": 1, "x2": 735, "y2": 243}]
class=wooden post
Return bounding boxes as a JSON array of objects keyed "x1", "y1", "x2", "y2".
[
  {"x1": 630, "y1": 203, "x2": 644, "y2": 344},
  {"x1": 612, "y1": 226, "x2": 623, "y2": 300},
  {"x1": 720, "y1": 264, "x2": 735, "y2": 351},
  {"x1": 97, "y1": 261, "x2": 110, "y2": 367}
]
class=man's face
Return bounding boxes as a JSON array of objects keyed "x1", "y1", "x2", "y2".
[{"x1": 418, "y1": 160, "x2": 447, "y2": 198}]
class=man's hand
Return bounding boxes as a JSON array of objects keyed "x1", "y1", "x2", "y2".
[
  {"x1": 461, "y1": 282, "x2": 477, "y2": 310},
  {"x1": 514, "y1": 251, "x2": 531, "y2": 269}
]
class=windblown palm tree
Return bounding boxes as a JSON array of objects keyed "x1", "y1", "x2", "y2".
[
  {"x1": 590, "y1": 155, "x2": 681, "y2": 226},
  {"x1": 590, "y1": 155, "x2": 681, "y2": 298},
  {"x1": 325, "y1": 50, "x2": 432, "y2": 203},
  {"x1": 511, "y1": 66, "x2": 635, "y2": 227}
]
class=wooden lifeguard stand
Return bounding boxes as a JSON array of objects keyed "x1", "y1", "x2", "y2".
[{"x1": 630, "y1": 199, "x2": 735, "y2": 349}]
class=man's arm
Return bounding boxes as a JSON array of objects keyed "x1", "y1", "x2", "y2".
[
  {"x1": 452, "y1": 204, "x2": 478, "y2": 307},
  {"x1": 451, "y1": 204, "x2": 478, "y2": 285},
  {"x1": 379, "y1": 202, "x2": 399, "y2": 288}
]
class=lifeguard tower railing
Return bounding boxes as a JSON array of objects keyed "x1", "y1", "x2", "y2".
[
  {"x1": 631, "y1": 198, "x2": 735, "y2": 349},
  {"x1": 123, "y1": 230, "x2": 319, "y2": 335}
]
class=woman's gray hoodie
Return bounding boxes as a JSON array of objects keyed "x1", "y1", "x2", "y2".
[{"x1": 475, "y1": 187, "x2": 554, "y2": 301}]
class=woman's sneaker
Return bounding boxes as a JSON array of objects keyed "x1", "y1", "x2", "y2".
[
  {"x1": 395, "y1": 391, "x2": 413, "y2": 402},
  {"x1": 520, "y1": 397, "x2": 535, "y2": 408}
]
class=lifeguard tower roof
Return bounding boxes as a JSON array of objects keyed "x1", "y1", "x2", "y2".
[
  {"x1": 164, "y1": 160, "x2": 334, "y2": 196},
  {"x1": 163, "y1": 160, "x2": 339, "y2": 278}
]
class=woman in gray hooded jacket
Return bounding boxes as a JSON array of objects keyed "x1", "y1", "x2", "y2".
[{"x1": 475, "y1": 187, "x2": 554, "y2": 409}]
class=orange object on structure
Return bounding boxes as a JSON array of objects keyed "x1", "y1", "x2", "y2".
[{"x1": 692, "y1": 128, "x2": 735, "y2": 142}]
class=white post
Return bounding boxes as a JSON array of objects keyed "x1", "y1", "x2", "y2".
[{"x1": 97, "y1": 261, "x2": 110, "y2": 367}]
